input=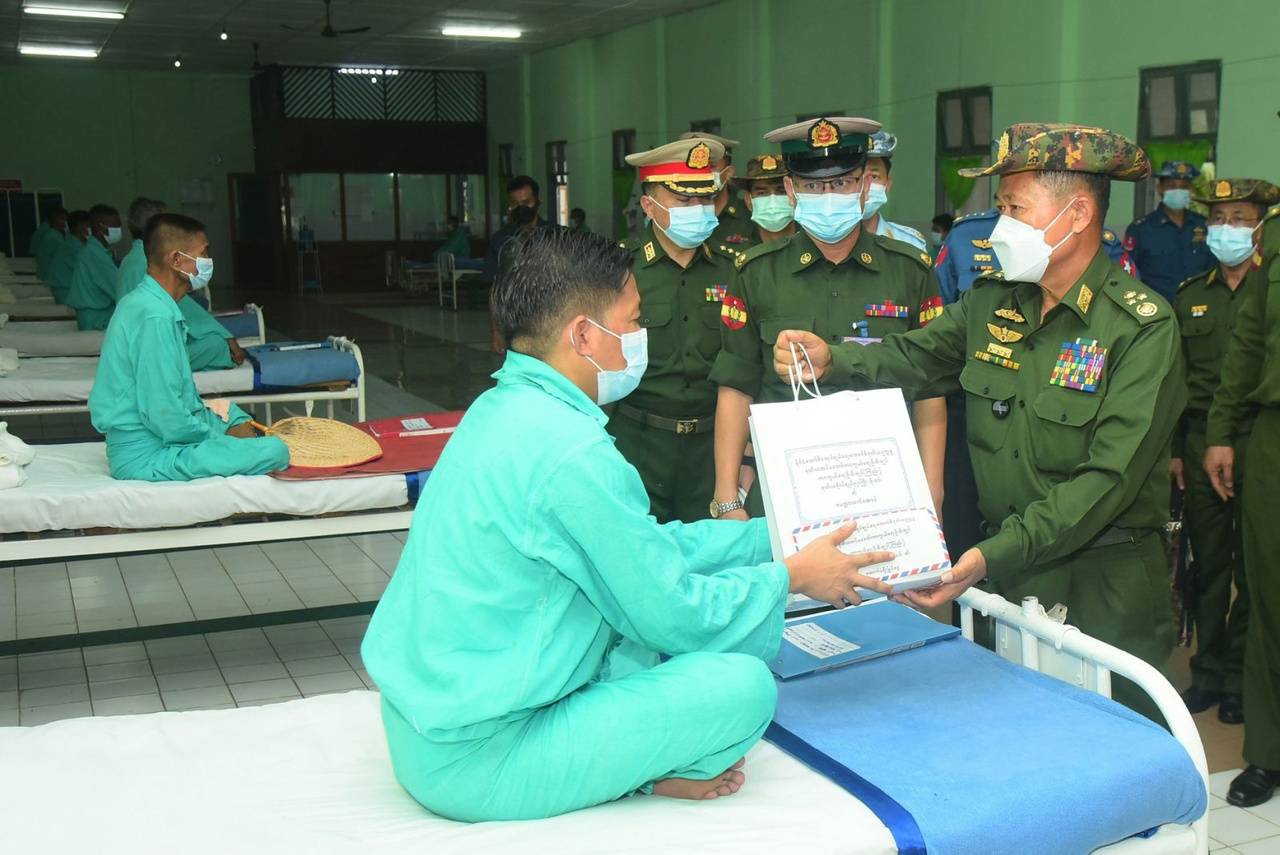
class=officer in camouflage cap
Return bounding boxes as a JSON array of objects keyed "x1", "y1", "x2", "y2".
[
  {"x1": 678, "y1": 131, "x2": 755, "y2": 249},
  {"x1": 776, "y1": 123, "x2": 1183, "y2": 720},
  {"x1": 733, "y1": 153, "x2": 795, "y2": 245},
  {"x1": 1173, "y1": 178, "x2": 1280, "y2": 728},
  {"x1": 1204, "y1": 182, "x2": 1280, "y2": 807},
  {"x1": 610, "y1": 137, "x2": 739, "y2": 523}
]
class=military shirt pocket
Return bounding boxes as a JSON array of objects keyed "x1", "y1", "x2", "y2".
[
  {"x1": 1030, "y1": 386, "x2": 1103, "y2": 475},
  {"x1": 641, "y1": 303, "x2": 674, "y2": 357},
  {"x1": 958, "y1": 363, "x2": 1017, "y2": 453},
  {"x1": 759, "y1": 316, "x2": 814, "y2": 344},
  {"x1": 1179, "y1": 316, "x2": 1216, "y2": 338}
]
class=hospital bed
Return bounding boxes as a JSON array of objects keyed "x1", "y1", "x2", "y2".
[
  {"x1": 0, "y1": 280, "x2": 54, "y2": 301},
  {"x1": 0, "y1": 304, "x2": 264, "y2": 357},
  {"x1": 2, "y1": 300, "x2": 75, "y2": 320},
  {"x1": 0, "y1": 334, "x2": 365, "y2": 421},
  {"x1": 0, "y1": 591, "x2": 1209, "y2": 854}
]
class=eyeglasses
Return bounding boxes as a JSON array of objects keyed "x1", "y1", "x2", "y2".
[
  {"x1": 795, "y1": 176, "x2": 863, "y2": 194},
  {"x1": 1208, "y1": 213, "x2": 1260, "y2": 228}
]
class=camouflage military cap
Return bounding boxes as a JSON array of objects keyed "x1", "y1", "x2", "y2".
[
  {"x1": 958, "y1": 123, "x2": 1151, "y2": 182},
  {"x1": 1193, "y1": 177, "x2": 1280, "y2": 207},
  {"x1": 1156, "y1": 160, "x2": 1200, "y2": 180},
  {"x1": 732, "y1": 153, "x2": 789, "y2": 187}
]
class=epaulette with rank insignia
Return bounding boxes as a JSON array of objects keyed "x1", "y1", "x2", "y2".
[
  {"x1": 1176, "y1": 270, "x2": 1210, "y2": 293},
  {"x1": 872, "y1": 233, "x2": 931, "y2": 269},
  {"x1": 712, "y1": 241, "x2": 751, "y2": 263},
  {"x1": 734, "y1": 235, "x2": 792, "y2": 270},
  {"x1": 619, "y1": 235, "x2": 643, "y2": 252},
  {"x1": 971, "y1": 269, "x2": 1006, "y2": 289},
  {"x1": 1104, "y1": 278, "x2": 1168, "y2": 325}
]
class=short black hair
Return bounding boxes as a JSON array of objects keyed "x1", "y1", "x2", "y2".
[
  {"x1": 67, "y1": 210, "x2": 91, "y2": 232},
  {"x1": 570, "y1": 207, "x2": 586, "y2": 219},
  {"x1": 89, "y1": 203, "x2": 119, "y2": 224},
  {"x1": 492, "y1": 229, "x2": 633, "y2": 357},
  {"x1": 1035, "y1": 171, "x2": 1111, "y2": 222},
  {"x1": 44, "y1": 206, "x2": 68, "y2": 223},
  {"x1": 507, "y1": 175, "x2": 539, "y2": 198},
  {"x1": 144, "y1": 212, "x2": 206, "y2": 265},
  {"x1": 932, "y1": 213, "x2": 955, "y2": 231}
]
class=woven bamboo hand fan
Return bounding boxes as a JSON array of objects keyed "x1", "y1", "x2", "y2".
[{"x1": 249, "y1": 417, "x2": 383, "y2": 468}]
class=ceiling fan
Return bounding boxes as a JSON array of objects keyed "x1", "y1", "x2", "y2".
[{"x1": 281, "y1": 0, "x2": 371, "y2": 38}]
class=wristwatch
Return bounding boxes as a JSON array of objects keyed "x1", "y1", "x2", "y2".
[{"x1": 709, "y1": 498, "x2": 745, "y2": 519}]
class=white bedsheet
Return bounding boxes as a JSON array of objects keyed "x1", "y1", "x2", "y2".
[
  {"x1": 0, "y1": 441, "x2": 409, "y2": 533},
  {"x1": 0, "y1": 356, "x2": 254, "y2": 402},
  {"x1": 0, "y1": 327, "x2": 262, "y2": 357},
  {"x1": 0, "y1": 691, "x2": 894, "y2": 855},
  {"x1": 4, "y1": 300, "x2": 74, "y2": 319},
  {"x1": 0, "y1": 282, "x2": 53, "y2": 301}
]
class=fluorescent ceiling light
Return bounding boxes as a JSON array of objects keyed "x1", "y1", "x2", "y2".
[
  {"x1": 442, "y1": 25, "x2": 521, "y2": 39},
  {"x1": 23, "y1": 5, "x2": 125, "y2": 20},
  {"x1": 19, "y1": 44, "x2": 100, "y2": 58}
]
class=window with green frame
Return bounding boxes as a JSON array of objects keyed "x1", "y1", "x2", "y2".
[
  {"x1": 935, "y1": 86, "x2": 992, "y2": 217},
  {"x1": 1136, "y1": 60, "x2": 1220, "y2": 216}
]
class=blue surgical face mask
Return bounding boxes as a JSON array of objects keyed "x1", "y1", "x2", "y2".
[
  {"x1": 1206, "y1": 224, "x2": 1255, "y2": 267},
  {"x1": 178, "y1": 250, "x2": 214, "y2": 291},
  {"x1": 794, "y1": 191, "x2": 864, "y2": 244},
  {"x1": 750, "y1": 195, "x2": 795, "y2": 232},
  {"x1": 650, "y1": 200, "x2": 718, "y2": 249},
  {"x1": 862, "y1": 182, "x2": 889, "y2": 219},
  {"x1": 1162, "y1": 188, "x2": 1191, "y2": 211},
  {"x1": 579, "y1": 318, "x2": 649, "y2": 405}
]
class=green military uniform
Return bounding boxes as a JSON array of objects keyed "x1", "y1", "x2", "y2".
[
  {"x1": 802, "y1": 124, "x2": 1179, "y2": 717},
  {"x1": 609, "y1": 138, "x2": 738, "y2": 523},
  {"x1": 1207, "y1": 202, "x2": 1280, "y2": 783},
  {"x1": 678, "y1": 131, "x2": 756, "y2": 253},
  {"x1": 732, "y1": 153, "x2": 795, "y2": 246}
]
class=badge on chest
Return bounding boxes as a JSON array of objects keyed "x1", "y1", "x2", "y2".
[
  {"x1": 1191, "y1": 304, "x2": 1208, "y2": 318},
  {"x1": 705, "y1": 284, "x2": 727, "y2": 303},
  {"x1": 1049, "y1": 338, "x2": 1107, "y2": 392}
]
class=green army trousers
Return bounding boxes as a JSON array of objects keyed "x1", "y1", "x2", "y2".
[
  {"x1": 982, "y1": 530, "x2": 1176, "y2": 722},
  {"x1": 1183, "y1": 420, "x2": 1250, "y2": 695},
  {"x1": 1240, "y1": 409, "x2": 1280, "y2": 769},
  {"x1": 606, "y1": 412, "x2": 715, "y2": 524}
]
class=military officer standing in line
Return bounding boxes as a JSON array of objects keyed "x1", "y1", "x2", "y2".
[
  {"x1": 860, "y1": 131, "x2": 929, "y2": 252},
  {"x1": 1124, "y1": 160, "x2": 1214, "y2": 302},
  {"x1": 680, "y1": 131, "x2": 755, "y2": 249},
  {"x1": 711, "y1": 117, "x2": 946, "y2": 523},
  {"x1": 775, "y1": 124, "x2": 1181, "y2": 719},
  {"x1": 1173, "y1": 179, "x2": 1279, "y2": 726},
  {"x1": 734, "y1": 154, "x2": 796, "y2": 244},
  {"x1": 608, "y1": 138, "x2": 739, "y2": 523},
  {"x1": 1203, "y1": 200, "x2": 1280, "y2": 808}
]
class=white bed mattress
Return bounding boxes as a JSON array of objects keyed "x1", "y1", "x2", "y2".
[
  {"x1": 0, "y1": 328, "x2": 262, "y2": 357},
  {"x1": 0, "y1": 356, "x2": 254, "y2": 402},
  {"x1": 0, "y1": 282, "x2": 53, "y2": 301},
  {"x1": 0, "y1": 691, "x2": 895, "y2": 855},
  {"x1": 0, "y1": 441, "x2": 410, "y2": 533}
]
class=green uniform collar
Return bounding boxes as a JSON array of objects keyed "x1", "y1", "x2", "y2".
[
  {"x1": 494, "y1": 349, "x2": 607, "y2": 426},
  {"x1": 789, "y1": 227, "x2": 880, "y2": 274},
  {"x1": 1038, "y1": 247, "x2": 1115, "y2": 324},
  {"x1": 637, "y1": 224, "x2": 714, "y2": 270}
]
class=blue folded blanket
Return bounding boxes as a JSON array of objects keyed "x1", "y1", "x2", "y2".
[
  {"x1": 246, "y1": 341, "x2": 360, "y2": 391},
  {"x1": 769, "y1": 637, "x2": 1205, "y2": 855},
  {"x1": 216, "y1": 310, "x2": 259, "y2": 339}
]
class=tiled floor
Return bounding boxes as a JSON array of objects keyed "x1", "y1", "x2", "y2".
[{"x1": 1208, "y1": 769, "x2": 1280, "y2": 852}]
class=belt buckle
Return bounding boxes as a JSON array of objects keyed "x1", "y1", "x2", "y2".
[{"x1": 675, "y1": 419, "x2": 697, "y2": 435}]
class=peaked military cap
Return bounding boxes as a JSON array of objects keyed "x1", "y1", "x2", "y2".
[
  {"x1": 677, "y1": 131, "x2": 740, "y2": 153},
  {"x1": 764, "y1": 116, "x2": 881, "y2": 179},
  {"x1": 959, "y1": 123, "x2": 1151, "y2": 181},
  {"x1": 732, "y1": 153, "x2": 789, "y2": 187},
  {"x1": 626, "y1": 138, "x2": 726, "y2": 195}
]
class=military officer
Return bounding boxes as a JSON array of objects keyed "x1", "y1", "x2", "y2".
[
  {"x1": 609, "y1": 137, "x2": 738, "y2": 523},
  {"x1": 733, "y1": 154, "x2": 795, "y2": 244},
  {"x1": 711, "y1": 117, "x2": 946, "y2": 522},
  {"x1": 1203, "y1": 199, "x2": 1280, "y2": 808},
  {"x1": 775, "y1": 123, "x2": 1181, "y2": 719},
  {"x1": 1124, "y1": 160, "x2": 1214, "y2": 302},
  {"x1": 1173, "y1": 178, "x2": 1279, "y2": 726},
  {"x1": 680, "y1": 131, "x2": 755, "y2": 249},
  {"x1": 861, "y1": 131, "x2": 929, "y2": 252}
]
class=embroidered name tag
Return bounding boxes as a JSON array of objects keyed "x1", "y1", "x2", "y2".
[
  {"x1": 1049, "y1": 338, "x2": 1107, "y2": 392},
  {"x1": 865, "y1": 301, "x2": 910, "y2": 319}
]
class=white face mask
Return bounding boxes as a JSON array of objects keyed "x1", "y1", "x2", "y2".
[
  {"x1": 988, "y1": 200, "x2": 1078, "y2": 283},
  {"x1": 575, "y1": 318, "x2": 649, "y2": 405},
  {"x1": 105, "y1": 226, "x2": 123, "y2": 245}
]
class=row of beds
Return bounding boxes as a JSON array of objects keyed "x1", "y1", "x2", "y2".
[{"x1": 0, "y1": 255, "x2": 1211, "y2": 853}]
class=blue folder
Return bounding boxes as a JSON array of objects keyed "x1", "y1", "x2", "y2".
[{"x1": 770, "y1": 599, "x2": 959, "y2": 679}]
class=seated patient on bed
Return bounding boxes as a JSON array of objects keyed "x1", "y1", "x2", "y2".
[
  {"x1": 67, "y1": 204, "x2": 125, "y2": 331},
  {"x1": 87, "y1": 213, "x2": 288, "y2": 482},
  {"x1": 116, "y1": 197, "x2": 248, "y2": 372},
  {"x1": 361, "y1": 229, "x2": 890, "y2": 822}
]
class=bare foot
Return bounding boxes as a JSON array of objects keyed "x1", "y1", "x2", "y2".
[{"x1": 652, "y1": 759, "x2": 746, "y2": 801}]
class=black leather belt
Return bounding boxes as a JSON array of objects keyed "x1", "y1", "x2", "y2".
[{"x1": 616, "y1": 403, "x2": 712, "y2": 435}]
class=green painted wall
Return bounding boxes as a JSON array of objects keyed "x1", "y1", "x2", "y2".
[
  {"x1": 487, "y1": 0, "x2": 1280, "y2": 234},
  {"x1": 0, "y1": 65, "x2": 253, "y2": 276}
]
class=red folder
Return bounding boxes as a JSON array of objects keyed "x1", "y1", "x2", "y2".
[{"x1": 269, "y1": 411, "x2": 464, "y2": 480}]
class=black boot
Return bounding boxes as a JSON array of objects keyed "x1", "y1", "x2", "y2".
[
  {"x1": 1217, "y1": 694, "x2": 1244, "y2": 725},
  {"x1": 1226, "y1": 766, "x2": 1280, "y2": 808},
  {"x1": 1180, "y1": 686, "x2": 1221, "y2": 714}
]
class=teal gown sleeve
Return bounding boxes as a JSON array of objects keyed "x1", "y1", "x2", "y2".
[
  {"x1": 535, "y1": 438, "x2": 789, "y2": 660},
  {"x1": 659, "y1": 517, "x2": 776, "y2": 575},
  {"x1": 178, "y1": 296, "x2": 234, "y2": 371}
]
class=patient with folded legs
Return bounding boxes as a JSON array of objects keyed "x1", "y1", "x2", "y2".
[{"x1": 361, "y1": 228, "x2": 892, "y2": 821}]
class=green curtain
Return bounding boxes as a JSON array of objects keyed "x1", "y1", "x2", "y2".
[{"x1": 937, "y1": 155, "x2": 986, "y2": 210}]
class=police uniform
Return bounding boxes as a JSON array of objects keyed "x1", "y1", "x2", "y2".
[
  {"x1": 608, "y1": 138, "x2": 738, "y2": 523},
  {"x1": 800, "y1": 123, "x2": 1179, "y2": 719},
  {"x1": 680, "y1": 131, "x2": 756, "y2": 250},
  {"x1": 1124, "y1": 160, "x2": 1214, "y2": 302},
  {"x1": 1172, "y1": 181, "x2": 1280, "y2": 717},
  {"x1": 1206, "y1": 197, "x2": 1280, "y2": 806},
  {"x1": 732, "y1": 153, "x2": 794, "y2": 245},
  {"x1": 711, "y1": 117, "x2": 943, "y2": 516},
  {"x1": 862, "y1": 131, "x2": 929, "y2": 253}
]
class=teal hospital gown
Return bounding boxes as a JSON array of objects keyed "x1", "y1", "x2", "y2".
[
  {"x1": 88, "y1": 275, "x2": 288, "y2": 481},
  {"x1": 361, "y1": 349, "x2": 789, "y2": 822},
  {"x1": 31, "y1": 225, "x2": 63, "y2": 280},
  {"x1": 47, "y1": 236, "x2": 84, "y2": 303},
  {"x1": 117, "y1": 240, "x2": 235, "y2": 370},
  {"x1": 67, "y1": 238, "x2": 119, "y2": 330}
]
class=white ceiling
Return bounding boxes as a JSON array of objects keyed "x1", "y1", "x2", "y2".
[{"x1": 0, "y1": 0, "x2": 722, "y2": 73}]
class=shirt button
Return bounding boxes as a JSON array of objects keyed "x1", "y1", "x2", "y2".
[
  {"x1": 1013, "y1": 449, "x2": 1020, "y2": 458},
  {"x1": 683, "y1": 314, "x2": 689, "y2": 321},
  {"x1": 1028, "y1": 344, "x2": 1035, "y2": 351},
  {"x1": 1019, "y1": 400, "x2": 1026, "y2": 409},
  {"x1": 831, "y1": 334, "x2": 840, "y2": 342},
  {"x1": 1008, "y1": 504, "x2": 1017, "y2": 514},
  {"x1": 1060, "y1": 414, "x2": 1067, "y2": 422},
  {"x1": 983, "y1": 385, "x2": 990, "y2": 394}
]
